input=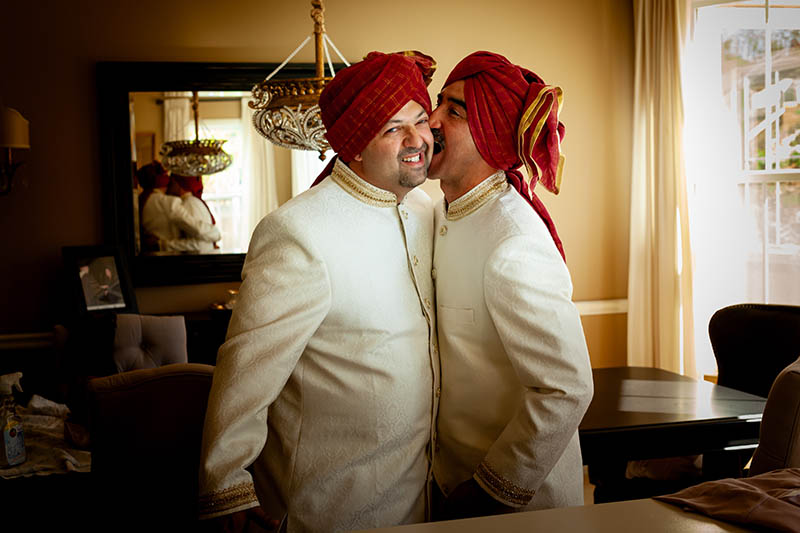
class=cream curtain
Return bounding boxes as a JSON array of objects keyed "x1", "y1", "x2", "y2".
[
  {"x1": 627, "y1": 0, "x2": 696, "y2": 377},
  {"x1": 291, "y1": 149, "x2": 331, "y2": 197},
  {"x1": 162, "y1": 92, "x2": 192, "y2": 142},
  {"x1": 240, "y1": 98, "x2": 278, "y2": 247}
]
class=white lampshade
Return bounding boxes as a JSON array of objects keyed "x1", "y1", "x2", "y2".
[{"x1": 0, "y1": 107, "x2": 30, "y2": 149}]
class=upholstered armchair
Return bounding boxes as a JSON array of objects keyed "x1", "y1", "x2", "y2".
[
  {"x1": 709, "y1": 303, "x2": 800, "y2": 398},
  {"x1": 112, "y1": 313, "x2": 188, "y2": 372},
  {"x1": 86, "y1": 363, "x2": 214, "y2": 529},
  {"x1": 749, "y1": 356, "x2": 800, "y2": 476},
  {"x1": 58, "y1": 312, "x2": 189, "y2": 425}
]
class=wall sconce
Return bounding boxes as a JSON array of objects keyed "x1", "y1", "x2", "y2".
[{"x1": 0, "y1": 106, "x2": 31, "y2": 195}]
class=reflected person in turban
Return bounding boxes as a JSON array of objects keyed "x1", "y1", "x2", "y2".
[
  {"x1": 136, "y1": 161, "x2": 221, "y2": 253},
  {"x1": 428, "y1": 51, "x2": 594, "y2": 518},
  {"x1": 199, "y1": 51, "x2": 440, "y2": 533},
  {"x1": 168, "y1": 174, "x2": 219, "y2": 252}
]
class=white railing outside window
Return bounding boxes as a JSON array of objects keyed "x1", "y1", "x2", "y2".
[{"x1": 686, "y1": 1, "x2": 800, "y2": 376}]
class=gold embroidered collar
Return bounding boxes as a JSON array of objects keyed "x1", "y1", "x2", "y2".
[
  {"x1": 445, "y1": 171, "x2": 507, "y2": 221},
  {"x1": 331, "y1": 159, "x2": 397, "y2": 207}
]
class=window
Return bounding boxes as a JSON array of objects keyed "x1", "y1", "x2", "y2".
[
  {"x1": 686, "y1": 1, "x2": 800, "y2": 376},
  {"x1": 291, "y1": 149, "x2": 333, "y2": 196},
  {"x1": 197, "y1": 117, "x2": 247, "y2": 252}
]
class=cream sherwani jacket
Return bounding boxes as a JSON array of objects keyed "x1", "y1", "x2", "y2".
[
  {"x1": 163, "y1": 194, "x2": 218, "y2": 253},
  {"x1": 198, "y1": 160, "x2": 439, "y2": 533},
  {"x1": 432, "y1": 172, "x2": 593, "y2": 510},
  {"x1": 141, "y1": 189, "x2": 221, "y2": 251}
]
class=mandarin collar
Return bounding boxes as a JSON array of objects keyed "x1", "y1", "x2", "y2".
[
  {"x1": 445, "y1": 171, "x2": 507, "y2": 221},
  {"x1": 331, "y1": 159, "x2": 399, "y2": 208}
]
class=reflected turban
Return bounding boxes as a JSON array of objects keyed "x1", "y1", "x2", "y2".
[
  {"x1": 311, "y1": 51, "x2": 436, "y2": 187},
  {"x1": 445, "y1": 51, "x2": 566, "y2": 260},
  {"x1": 171, "y1": 174, "x2": 204, "y2": 199},
  {"x1": 170, "y1": 173, "x2": 216, "y2": 225},
  {"x1": 136, "y1": 161, "x2": 170, "y2": 190}
]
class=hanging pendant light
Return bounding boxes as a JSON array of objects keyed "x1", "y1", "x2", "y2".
[
  {"x1": 250, "y1": 0, "x2": 349, "y2": 160},
  {"x1": 160, "y1": 91, "x2": 233, "y2": 176}
]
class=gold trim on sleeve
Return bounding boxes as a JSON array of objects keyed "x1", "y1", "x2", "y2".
[
  {"x1": 445, "y1": 172, "x2": 507, "y2": 221},
  {"x1": 331, "y1": 159, "x2": 398, "y2": 207},
  {"x1": 476, "y1": 461, "x2": 535, "y2": 507},
  {"x1": 198, "y1": 481, "x2": 259, "y2": 515}
]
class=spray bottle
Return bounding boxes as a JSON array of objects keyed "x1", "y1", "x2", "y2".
[{"x1": 0, "y1": 372, "x2": 26, "y2": 467}]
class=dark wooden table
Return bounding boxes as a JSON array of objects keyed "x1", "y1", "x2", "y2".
[
  {"x1": 579, "y1": 367, "x2": 766, "y2": 502},
  {"x1": 579, "y1": 366, "x2": 766, "y2": 464}
]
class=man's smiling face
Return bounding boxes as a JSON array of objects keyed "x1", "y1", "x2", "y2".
[{"x1": 350, "y1": 99, "x2": 434, "y2": 200}]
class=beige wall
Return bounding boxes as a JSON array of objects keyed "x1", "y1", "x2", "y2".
[{"x1": 0, "y1": 0, "x2": 633, "y2": 366}]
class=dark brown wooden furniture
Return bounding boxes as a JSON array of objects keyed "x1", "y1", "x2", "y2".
[{"x1": 579, "y1": 366, "x2": 766, "y2": 502}]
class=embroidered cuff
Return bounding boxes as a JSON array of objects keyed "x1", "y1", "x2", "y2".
[
  {"x1": 198, "y1": 481, "x2": 259, "y2": 517},
  {"x1": 475, "y1": 460, "x2": 535, "y2": 507}
]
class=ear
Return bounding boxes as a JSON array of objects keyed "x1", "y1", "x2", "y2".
[{"x1": 353, "y1": 153, "x2": 363, "y2": 162}]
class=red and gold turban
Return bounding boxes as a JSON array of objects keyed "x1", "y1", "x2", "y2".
[
  {"x1": 445, "y1": 51, "x2": 566, "y2": 260},
  {"x1": 136, "y1": 161, "x2": 170, "y2": 190},
  {"x1": 320, "y1": 50, "x2": 435, "y2": 163},
  {"x1": 171, "y1": 174, "x2": 204, "y2": 199}
]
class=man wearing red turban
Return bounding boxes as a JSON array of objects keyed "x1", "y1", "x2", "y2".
[
  {"x1": 168, "y1": 174, "x2": 219, "y2": 251},
  {"x1": 136, "y1": 161, "x2": 220, "y2": 253},
  {"x1": 428, "y1": 51, "x2": 594, "y2": 518},
  {"x1": 199, "y1": 51, "x2": 440, "y2": 533}
]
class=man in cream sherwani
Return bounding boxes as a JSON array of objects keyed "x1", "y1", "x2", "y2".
[
  {"x1": 428, "y1": 51, "x2": 594, "y2": 519},
  {"x1": 198, "y1": 51, "x2": 440, "y2": 533}
]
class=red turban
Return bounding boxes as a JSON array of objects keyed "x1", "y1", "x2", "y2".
[
  {"x1": 445, "y1": 51, "x2": 567, "y2": 260},
  {"x1": 310, "y1": 51, "x2": 436, "y2": 188},
  {"x1": 136, "y1": 161, "x2": 170, "y2": 190},
  {"x1": 321, "y1": 51, "x2": 436, "y2": 162},
  {"x1": 170, "y1": 174, "x2": 216, "y2": 226},
  {"x1": 171, "y1": 174, "x2": 204, "y2": 199}
]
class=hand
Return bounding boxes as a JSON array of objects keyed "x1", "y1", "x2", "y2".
[
  {"x1": 200, "y1": 507, "x2": 280, "y2": 533},
  {"x1": 442, "y1": 478, "x2": 515, "y2": 520}
]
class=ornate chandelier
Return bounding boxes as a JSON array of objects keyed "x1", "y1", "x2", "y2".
[
  {"x1": 161, "y1": 91, "x2": 233, "y2": 176},
  {"x1": 250, "y1": 0, "x2": 349, "y2": 160}
]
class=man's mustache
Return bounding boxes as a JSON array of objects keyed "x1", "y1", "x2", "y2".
[
  {"x1": 398, "y1": 144, "x2": 429, "y2": 159},
  {"x1": 432, "y1": 129, "x2": 444, "y2": 154}
]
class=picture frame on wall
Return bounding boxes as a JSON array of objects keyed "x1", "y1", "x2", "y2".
[
  {"x1": 62, "y1": 245, "x2": 138, "y2": 318},
  {"x1": 134, "y1": 132, "x2": 156, "y2": 167}
]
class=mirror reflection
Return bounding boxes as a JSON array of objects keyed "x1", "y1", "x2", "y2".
[{"x1": 131, "y1": 90, "x2": 277, "y2": 255}]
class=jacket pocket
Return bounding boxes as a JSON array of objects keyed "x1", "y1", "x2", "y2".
[{"x1": 439, "y1": 305, "x2": 475, "y2": 326}]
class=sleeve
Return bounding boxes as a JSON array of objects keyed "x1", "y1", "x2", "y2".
[
  {"x1": 160, "y1": 237, "x2": 208, "y2": 253},
  {"x1": 474, "y1": 234, "x2": 594, "y2": 507},
  {"x1": 164, "y1": 195, "x2": 221, "y2": 243},
  {"x1": 197, "y1": 213, "x2": 332, "y2": 519},
  {"x1": 161, "y1": 196, "x2": 220, "y2": 251}
]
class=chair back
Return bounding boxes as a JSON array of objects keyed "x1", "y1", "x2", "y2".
[
  {"x1": 86, "y1": 363, "x2": 213, "y2": 529},
  {"x1": 113, "y1": 313, "x2": 188, "y2": 372},
  {"x1": 750, "y1": 356, "x2": 800, "y2": 476},
  {"x1": 708, "y1": 303, "x2": 800, "y2": 398}
]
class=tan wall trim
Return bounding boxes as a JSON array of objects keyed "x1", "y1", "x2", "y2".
[
  {"x1": 2, "y1": 298, "x2": 629, "y2": 350},
  {"x1": 574, "y1": 299, "x2": 628, "y2": 316},
  {"x1": 0, "y1": 332, "x2": 55, "y2": 351}
]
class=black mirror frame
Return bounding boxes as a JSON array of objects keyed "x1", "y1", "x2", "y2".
[{"x1": 97, "y1": 61, "x2": 323, "y2": 287}]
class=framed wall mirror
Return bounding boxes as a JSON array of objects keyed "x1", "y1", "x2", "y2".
[{"x1": 97, "y1": 61, "x2": 328, "y2": 287}]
